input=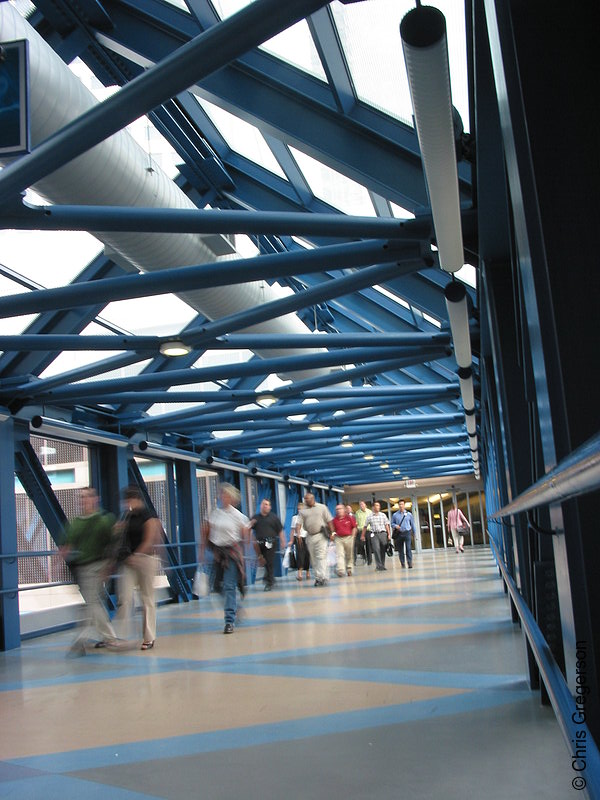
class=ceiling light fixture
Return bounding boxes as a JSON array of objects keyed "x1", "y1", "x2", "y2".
[
  {"x1": 256, "y1": 393, "x2": 277, "y2": 407},
  {"x1": 364, "y1": 454, "x2": 374, "y2": 461},
  {"x1": 159, "y1": 339, "x2": 191, "y2": 357},
  {"x1": 308, "y1": 422, "x2": 329, "y2": 431},
  {"x1": 400, "y1": 4, "x2": 464, "y2": 272}
]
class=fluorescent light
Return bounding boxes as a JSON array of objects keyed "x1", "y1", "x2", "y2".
[
  {"x1": 364, "y1": 454, "x2": 374, "y2": 461},
  {"x1": 341, "y1": 440, "x2": 354, "y2": 448},
  {"x1": 308, "y1": 422, "x2": 329, "y2": 431},
  {"x1": 380, "y1": 462, "x2": 389, "y2": 469}
]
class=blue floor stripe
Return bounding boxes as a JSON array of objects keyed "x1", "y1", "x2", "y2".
[{"x1": 6, "y1": 687, "x2": 532, "y2": 774}]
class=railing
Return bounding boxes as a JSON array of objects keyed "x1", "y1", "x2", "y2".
[
  {"x1": 490, "y1": 535, "x2": 600, "y2": 798},
  {"x1": 491, "y1": 431, "x2": 600, "y2": 519}
]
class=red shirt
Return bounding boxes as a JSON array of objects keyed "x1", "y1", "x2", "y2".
[{"x1": 331, "y1": 515, "x2": 356, "y2": 537}]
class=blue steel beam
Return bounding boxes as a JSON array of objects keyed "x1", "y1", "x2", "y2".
[
  {"x1": 5, "y1": 203, "x2": 433, "y2": 239},
  {"x1": 58, "y1": 384, "x2": 458, "y2": 406},
  {"x1": 0, "y1": 331, "x2": 451, "y2": 352},
  {"x1": 21, "y1": 346, "x2": 438, "y2": 402},
  {"x1": 180, "y1": 262, "x2": 435, "y2": 349},
  {"x1": 266, "y1": 447, "x2": 469, "y2": 470},
  {"x1": 154, "y1": 395, "x2": 449, "y2": 433},
  {"x1": 126, "y1": 380, "x2": 458, "y2": 430},
  {"x1": 248, "y1": 443, "x2": 469, "y2": 465},
  {"x1": 245, "y1": 431, "x2": 467, "y2": 458},
  {"x1": 210, "y1": 427, "x2": 465, "y2": 454},
  {"x1": 0, "y1": 0, "x2": 334, "y2": 203},
  {"x1": 192, "y1": 412, "x2": 465, "y2": 449},
  {"x1": 0, "y1": 239, "x2": 407, "y2": 319},
  {"x1": 0, "y1": 254, "x2": 127, "y2": 379}
]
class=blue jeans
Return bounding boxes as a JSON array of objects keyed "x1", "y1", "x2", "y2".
[
  {"x1": 222, "y1": 557, "x2": 239, "y2": 624},
  {"x1": 398, "y1": 532, "x2": 413, "y2": 566}
]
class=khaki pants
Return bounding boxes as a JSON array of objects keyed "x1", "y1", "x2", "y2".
[
  {"x1": 306, "y1": 532, "x2": 328, "y2": 582},
  {"x1": 73, "y1": 560, "x2": 116, "y2": 645},
  {"x1": 116, "y1": 553, "x2": 158, "y2": 643},
  {"x1": 335, "y1": 535, "x2": 355, "y2": 575}
]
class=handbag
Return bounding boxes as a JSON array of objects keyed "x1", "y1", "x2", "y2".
[{"x1": 386, "y1": 542, "x2": 394, "y2": 557}]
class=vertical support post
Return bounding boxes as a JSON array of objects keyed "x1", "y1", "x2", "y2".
[
  {"x1": 175, "y1": 461, "x2": 201, "y2": 580},
  {"x1": 0, "y1": 415, "x2": 20, "y2": 650}
]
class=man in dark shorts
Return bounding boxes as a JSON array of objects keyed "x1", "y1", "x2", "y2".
[{"x1": 249, "y1": 499, "x2": 285, "y2": 592}]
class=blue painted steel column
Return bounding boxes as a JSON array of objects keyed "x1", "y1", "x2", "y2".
[
  {"x1": 0, "y1": 414, "x2": 19, "y2": 650},
  {"x1": 175, "y1": 460, "x2": 201, "y2": 582}
]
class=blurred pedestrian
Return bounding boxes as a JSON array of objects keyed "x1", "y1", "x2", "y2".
[
  {"x1": 201, "y1": 483, "x2": 249, "y2": 633},
  {"x1": 61, "y1": 487, "x2": 118, "y2": 657},
  {"x1": 114, "y1": 486, "x2": 161, "y2": 650}
]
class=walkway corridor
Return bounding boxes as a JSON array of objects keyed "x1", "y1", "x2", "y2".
[{"x1": 0, "y1": 547, "x2": 572, "y2": 799}]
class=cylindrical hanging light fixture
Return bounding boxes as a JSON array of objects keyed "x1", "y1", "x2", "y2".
[
  {"x1": 400, "y1": 5, "x2": 464, "y2": 272},
  {"x1": 444, "y1": 282, "x2": 472, "y2": 369}
]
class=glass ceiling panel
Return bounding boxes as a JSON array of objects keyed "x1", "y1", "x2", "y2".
[
  {"x1": 0, "y1": 224, "x2": 103, "y2": 289},
  {"x1": 100, "y1": 295, "x2": 198, "y2": 336},
  {"x1": 330, "y1": 0, "x2": 469, "y2": 132},
  {"x1": 288, "y1": 146, "x2": 376, "y2": 216},
  {"x1": 210, "y1": 0, "x2": 327, "y2": 80},
  {"x1": 194, "y1": 96, "x2": 286, "y2": 178}
]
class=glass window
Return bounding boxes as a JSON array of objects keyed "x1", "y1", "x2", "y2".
[
  {"x1": 331, "y1": 0, "x2": 469, "y2": 132},
  {"x1": 289, "y1": 146, "x2": 376, "y2": 216},
  {"x1": 195, "y1": 95, "x2": 287, "y2": 178},
  {"x1": 211, "y1": 0, "x2": 327, "y2": 80}
]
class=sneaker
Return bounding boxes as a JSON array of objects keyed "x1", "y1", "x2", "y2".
[
  {"x1": 223, "y1": 623, "x2": 234, "y2": 634},
  {"x1": 264, "y1": 584, "x2": 272, "y2": 592}
]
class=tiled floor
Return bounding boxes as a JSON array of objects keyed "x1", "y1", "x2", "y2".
[{"x1": 0, "y1": 547, "x2": 572, "y2": 799}]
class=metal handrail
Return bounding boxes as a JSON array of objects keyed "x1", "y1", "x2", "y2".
[
  {"x1": 490, "y1": 535, "x2": 600, "y2": 799},
  {"x1": 491, "y1": 431, "x2": 600, "y2": 518}
]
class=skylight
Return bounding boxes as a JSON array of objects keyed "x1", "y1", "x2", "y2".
[
  {"x1": 330, "y1": 0, "x2": 469, "y2": 132},
  {"x1": 195, "y1": 96, "x2": 287, "y2": 178},
  {"x1": 210, "y1": 0, "x2": 327, "y2": 80},
  {"x1": 289, "y1": 146, "x2": 376, "y2": 216}
]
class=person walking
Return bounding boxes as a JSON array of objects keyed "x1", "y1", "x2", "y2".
[
  {"x1": 296, "y1": 492, "x2": 333, "y2": 586},
  {"x1": 354, "y1": 500, "x2": 371, "y2": 565},
  {"x1": 447, "y1": 502, "x2": 470, "y2": 553},
  {"x1": 331, "y1": 504, "x2": 357, "y2": 576},
  {"x1": 391, "y1": 499, "x2": 417, "y2": 569},
  {"x1": 114, "y1": 486, "x2": 162, "y2": 651},
  {"x1": 363, "y1": 502, "x2": 391, "y2": 571},
  {"x1": 289, "y1": 502, "x2": 310, "y2": 581},
  {"x1": 60, "y1": 487, "x2": 119, "y2": 656},
  {"x1": 201, "y1": 483, "x2": 249, "y2": 633},
  {"x1": 250, "y1": 499, "x2": 285, "y2": 591}
]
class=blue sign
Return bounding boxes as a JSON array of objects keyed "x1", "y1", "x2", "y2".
[{"x1": 0, "y1": 39, "x2": 30, "y2": 156}]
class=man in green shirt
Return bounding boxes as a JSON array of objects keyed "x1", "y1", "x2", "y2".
[
  {"x1": 61, "y1": 487, "x2": 119, "y2": 656},
  {"x1": 354, "y1": 500, "x2": 372, "y2": 565}
]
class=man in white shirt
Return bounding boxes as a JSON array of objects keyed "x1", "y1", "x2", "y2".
[
  {"x1": 201, "y1": 483, "x2": 249, "y2": 634},
  {"x1": 363, "y1": 502, "x2": 391, "y2": 571}
]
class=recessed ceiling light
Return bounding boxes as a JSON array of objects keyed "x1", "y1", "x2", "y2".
[{"x1": 159, "y1": 340, "x2": 191, "y2": 357}]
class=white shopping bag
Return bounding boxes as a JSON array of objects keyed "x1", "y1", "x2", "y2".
[{"x1": 192, "y1": 568, "x2": 209, "y2": 597}]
